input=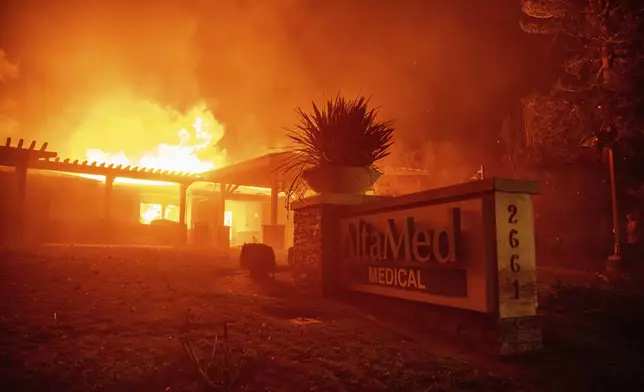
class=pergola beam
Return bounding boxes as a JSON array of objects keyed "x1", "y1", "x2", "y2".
[{"x1": 30, "y1": 157, "x2": 200, "y2": 184}]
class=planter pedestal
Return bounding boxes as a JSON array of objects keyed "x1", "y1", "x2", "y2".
[{"x1": 303, "y1": 166, "x2": 382, "y2": 195}]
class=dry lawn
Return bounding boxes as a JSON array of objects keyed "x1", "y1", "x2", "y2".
[{"x1": 0, "y1": 246, "x2": 643, "y2": 391}]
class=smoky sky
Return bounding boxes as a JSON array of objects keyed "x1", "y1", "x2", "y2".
[{"x1": 0, "y1": 0, "x2": 545, "y2": 167}]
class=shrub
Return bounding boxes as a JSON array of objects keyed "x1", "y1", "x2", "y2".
[
  {"x1": 280, "y1": 94, "x2": 395, "y2": 207},
  {"x1": 239, "y1": 243, "x2": 276, "y2": 279}
]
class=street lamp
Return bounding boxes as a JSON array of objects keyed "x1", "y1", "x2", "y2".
[{"x1": 581, "y1": 131, "x2": 621, "y2": 272}]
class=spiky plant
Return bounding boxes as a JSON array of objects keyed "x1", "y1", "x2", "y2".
[{"x1": 279, "y1": 94, "x2": 394, "y2": 206}]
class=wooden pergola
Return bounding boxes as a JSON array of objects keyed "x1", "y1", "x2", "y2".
[{"x1": 0, "y1": 137, "x2": 202, "y2": 243}]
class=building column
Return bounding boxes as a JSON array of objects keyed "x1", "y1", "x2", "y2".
[
  {"x1": 218, "y1": 183, "x2": 227, "y2": 225},
  {"x1": 179, "y1": 183, "x2": 188, "y2": 226},
  {"x1": 212, "y1": 183, "x2": 230, "y2": 248},
  {"x1": 179, "y1": 183, "x2": 188, "y2": 245},
  {"x1": 262, "y1": 181, "x2": 286, "y2": 250},
  {"x1": 270, "y1": 182, "x2": 279, "y2": 225}
]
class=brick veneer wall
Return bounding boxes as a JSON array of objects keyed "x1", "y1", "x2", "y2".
[{"x1": 292, "y1": 206, "x2": 323, "y2": 285}]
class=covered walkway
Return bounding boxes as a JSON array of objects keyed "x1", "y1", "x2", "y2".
[{"x1": 201, "y1": 151, "x2": 298, "y2": 249}]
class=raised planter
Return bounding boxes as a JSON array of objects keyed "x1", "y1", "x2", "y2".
[{"x1": 302, "y1": 166, "x2": 382, "y2": 194}]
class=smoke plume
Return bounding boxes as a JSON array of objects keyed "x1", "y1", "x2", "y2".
[
  {"x1": 0, "y1": 0, "x2": 539, "y2": 176},
  {"x1": 0, "y1": 48, "x2": 18, "y2": 82},
  {"x1": 0, "y1": 47, "x2": 19, "y2": 136}
]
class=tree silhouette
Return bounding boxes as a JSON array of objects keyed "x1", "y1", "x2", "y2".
[{"x1": 518, "y1": 0, "x2": 644, "y2": 165}]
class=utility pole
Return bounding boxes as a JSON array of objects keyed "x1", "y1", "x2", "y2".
[{"x1": 582, "y1": 133, "x2": 622, "y2": 273}]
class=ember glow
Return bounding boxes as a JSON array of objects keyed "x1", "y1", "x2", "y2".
[
  {"x1": 140, "y1": 203, "x2": 162, "y2": 224},
  {"x1": 139, "y1": 203, "x2": 181, "y2": 224}
]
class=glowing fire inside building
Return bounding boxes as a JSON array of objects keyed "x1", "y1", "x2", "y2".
[{"x1": 78, "y1": 111, "x2": 227, "y2": 226}]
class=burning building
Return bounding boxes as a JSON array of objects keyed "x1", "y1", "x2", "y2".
[
  {"x1": 0, "y1": 143, "x2": 296, "y2": 250},
  {"x1": 0, "y1": 107, "x2": 429, "y2": 249},
  {"x1": 0, "y1": 105, "x2": 298, "y2": 249}
]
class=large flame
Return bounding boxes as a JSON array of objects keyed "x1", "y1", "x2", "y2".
[
  {"x1": 70, "y1": 99, "x2": 226, "y2": 186},
  {"x1": 87, "y1": 116, "x2": 217, "y2": 174},
  {"x1": 62, "y1": 97, "x2": 228, "y2": 223},
  {"x1": 58, "y1": 96, "x2": 272, "y2": 225}
]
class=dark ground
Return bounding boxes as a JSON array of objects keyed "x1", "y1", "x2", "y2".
[{"x1": 1, "y1": 245, "x2": 643, "y2": 391}]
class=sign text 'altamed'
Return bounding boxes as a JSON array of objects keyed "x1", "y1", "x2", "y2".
[{"x1": 342, "y1": 208, "x2": 462, "y2": 264}]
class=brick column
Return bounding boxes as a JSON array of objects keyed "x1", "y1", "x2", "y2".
[
  {"x1": 291, "y1": 194, "x2": 388, "y2": 295},
  {"x1": 292, "y1": 206, "x2": 323, "y2": 286}
]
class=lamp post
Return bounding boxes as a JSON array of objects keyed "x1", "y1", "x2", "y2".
[
  {"x1": 581, "y1": 132, "x2": 621, "y2": 271},
  {"x1": 606, "y1": 146, "x2": 622, "y2": 269}
]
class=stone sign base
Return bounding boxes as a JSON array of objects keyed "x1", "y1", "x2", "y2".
[
  {"x1": 498, "y1": 315, "x2": 543, "y2": 356},
  {"x1": 290, "y1": 179, "x2": 543, "y2": 357},
  {"x1": 332, "y1": 289, "x2": 543, "y2": 357}
]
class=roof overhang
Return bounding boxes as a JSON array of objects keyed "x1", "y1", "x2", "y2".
[
  {"x1": 201, "y1": 151, "x2": 430, "y2": 189},
  {"x1": 201, "y1": 151, "x2": 299, "y2": 189}
]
